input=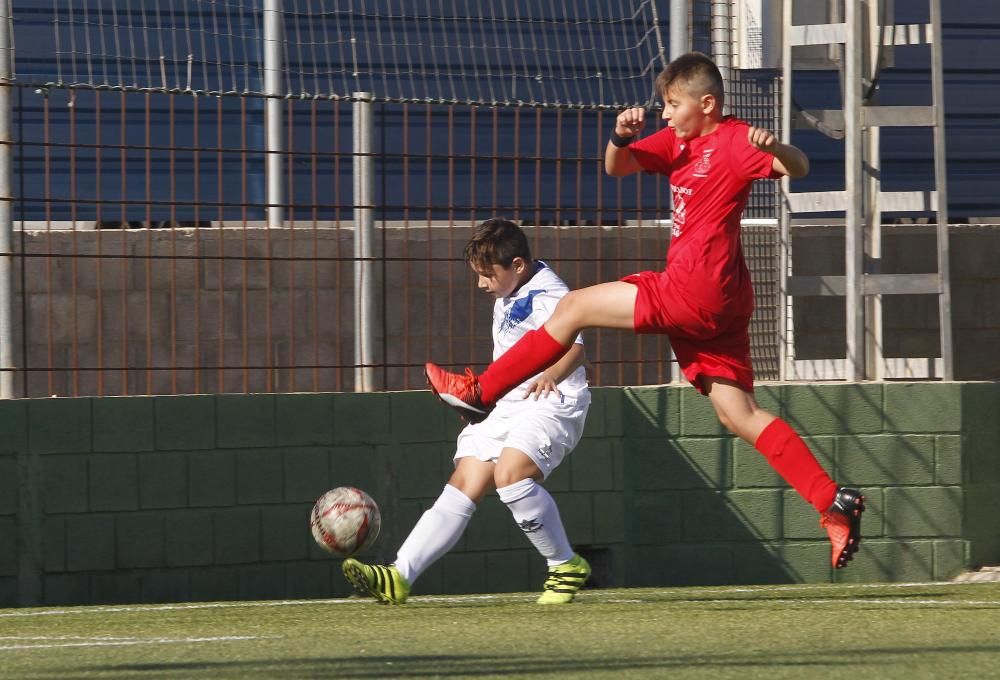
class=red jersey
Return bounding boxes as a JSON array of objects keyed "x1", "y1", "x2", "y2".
[{"x1": 628, "y1": 116, "x2": 782, "y2": 313}]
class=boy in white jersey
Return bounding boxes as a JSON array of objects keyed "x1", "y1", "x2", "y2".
[{"x1": 343, "y1": 218, "x2": 592, "y2": 604}]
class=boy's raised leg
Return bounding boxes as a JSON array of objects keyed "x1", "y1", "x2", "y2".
[
  {"x1": 426, "y1": 282, "x2": 638, "y2": 418},
  {"x1": 425, "y1": 326, "x2": 567, "y2": 421}
]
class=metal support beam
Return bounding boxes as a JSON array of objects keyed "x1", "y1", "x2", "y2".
[
  {"x1": 882, "y1": 23, "x2": 933, "y2": 46},
  {"x1": 778, "y1": 0, "x2": 793, "y2": 380},
  {"x1": 670, "y1": 0, "x2": 689, "y2": 60},
  {"x1": 929, "y1": 0, "x2": 954, "y2": 380},
  {"x1": 710, "y1": 0, "x2": 732, "y2": 113},
  {"x1": 844, "y1": 0, "x2": 865, "y2": 381},
  {"x1": 669, "y1": 0, "x2": 691, "y2": 383},
  {"x1": 786, "y1": 190, "x2": 848, "y2": 213},
  {"x1": 263, "y1": 0, "x2": 284, "y2": 230},
  {"x1": 793, "y1": 106, "x2": 936, "y2": 130},
  {"x1": 787, "y1": 273, "x2": 941, "y2": 297},
  {"x1": 353, "y1": 92, "x2": 377, "y2": 392},
  {"x1": 788, "y1": 22, "x2": 847, "y2": 46},
  {"x1": 0, "y1": 3, "x2": 13, "y2": 398},
  {"x1": 863, "y1": 0, "x2": 884, "y2": 380}
]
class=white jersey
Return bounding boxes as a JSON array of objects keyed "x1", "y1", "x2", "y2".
[{"x1": 492, "y1": 260, "x2": 588, "y2": 406}]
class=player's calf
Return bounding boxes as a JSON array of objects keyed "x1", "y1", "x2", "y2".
[{"x1": 820, "y1": 487, "x2": 865, "y2": 569}]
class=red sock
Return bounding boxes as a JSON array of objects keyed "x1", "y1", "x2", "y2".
[
  {"x1": 478, "y1": 327, "x2": 570, "y2": 405},
  {"x1": 754, "y1": 418, "x2": 837, "y2": 513}
]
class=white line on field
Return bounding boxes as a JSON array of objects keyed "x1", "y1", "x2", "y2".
[
  {"x1": 0, "y1": 581, "x2": 992, "y2": 619},
  {"x1": 0, "y1": 635, "x2": 281, "y2": 652},
  {"x1": 638, "y1": 598, "x2": 1000, "y2": 607},
  {"x1": 0, "y1": 599, "x2": 358, "y2": 618},
  {"x1": 673, "y1": 581, "x2": 964, "y2": 595},
  {"x1": 0, "y1": 636, "x2": 147, "y2": 641},
  {"x1": 0, "y1": 594, "x2": 535, "y2": 618},
  {"x1": 816, "y1": 598, "x2": 998, "y2": 606}
]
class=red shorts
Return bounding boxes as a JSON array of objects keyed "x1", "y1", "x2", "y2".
[{"x1": 622, "y1": 270, "x2": 754, "y2": 395}]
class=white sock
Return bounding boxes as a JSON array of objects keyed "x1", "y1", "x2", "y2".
[
  {"x1": 497, "y1": 478, "x2": 574, "y2": 567},
  {"x1": 393, "y1": 484, "x2": 476, "y2": 585}
]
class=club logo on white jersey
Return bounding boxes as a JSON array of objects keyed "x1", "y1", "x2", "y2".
[
  {"x1": 499, "y1": 289, "x2": 544, "y2": 336},
  {"x1": 694, "y1": 148, "x2": 714, "y2": 177}
]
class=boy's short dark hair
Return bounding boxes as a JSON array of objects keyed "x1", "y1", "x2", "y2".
[
  {"x1": 655, "y1": 51, "x2": 725, "y2": 109},
  {"x1": 464, "y1": 218, "x2": 532, "y2": 270}
]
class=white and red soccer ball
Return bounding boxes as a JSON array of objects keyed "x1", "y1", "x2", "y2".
[{"x1": 310, "y1": 486, "x2": 381, "y2": 557}]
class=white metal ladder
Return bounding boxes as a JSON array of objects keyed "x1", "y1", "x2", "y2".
[{"x1": 778, "y1": 0, "x2": 953, "y2": 381}]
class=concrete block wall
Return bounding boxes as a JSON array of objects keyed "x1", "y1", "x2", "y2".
[
  {"x1": 1, "y1": 381, "x2": 997, "y2": 607},
  {"x1": 619, "y1": 382, "x2": 994, "y2": 587}
]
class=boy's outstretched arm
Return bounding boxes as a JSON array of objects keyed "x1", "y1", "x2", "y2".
[
  {"x1": 522, "y1": 343, "x2": 586, "y2": 401},
  {"x1": 605, "y1": 107, "x2": 646, "y2": 177},
  {"x1": 748, "y1": 126, "x2": 810, "y2": 178}
]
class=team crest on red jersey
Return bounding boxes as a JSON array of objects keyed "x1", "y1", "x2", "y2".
[
  {"x1": 670, "y1": 185, "x2": 692, "y2": 237},
  {"x1": 694, "y1": 149, "x2": 714, "y2": 177}
]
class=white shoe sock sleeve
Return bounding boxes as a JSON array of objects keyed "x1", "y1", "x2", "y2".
[
  {"x1": 394, "y1": 484, "x2": 476, "y2": 585},
  {"x1": 497, "y1": 478, "x2": 574, "y2": 566}
]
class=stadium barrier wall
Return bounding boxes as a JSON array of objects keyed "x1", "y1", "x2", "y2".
[{"x1": 1, "y1": 381, "x2": 998, "y2": 607}]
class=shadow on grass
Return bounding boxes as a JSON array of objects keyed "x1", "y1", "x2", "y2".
[{"x1": 80, "y1": 645, "x2": 1000, "y2": 678}]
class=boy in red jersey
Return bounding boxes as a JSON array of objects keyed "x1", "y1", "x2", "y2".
[{"x1": 426, "y1": 52, "x2": 865, "y2": 570}]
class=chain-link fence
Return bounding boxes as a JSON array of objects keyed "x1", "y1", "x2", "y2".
[{"x1": 4, "y1": 1, "x2": 786, "y2": 396}]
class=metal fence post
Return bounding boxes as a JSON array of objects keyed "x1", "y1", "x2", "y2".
[
  {"x1": 710, "y1": 0, "x2": 731, "y2": 113},
  {"x1": 353, "y1": 92, "x2": 376, "y2": 391},
  {"x1": 845, "y1": 0, "x2": 865, "y2": 381},
  {"x1": 263, "y1": 0, "x2": 284, "y2": 230},
  {"x1": 0, "y1": 2, "x2": 14, "y2": 398},
  {"x1": 671, "y1": 0, "x2": 690, "y2": 59}
]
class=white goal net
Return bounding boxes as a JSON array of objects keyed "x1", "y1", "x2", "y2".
[{"x1": 18, "y1": 0, "x2": 669, "y2": 107}]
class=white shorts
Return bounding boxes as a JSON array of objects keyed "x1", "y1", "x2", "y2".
[{"x1": 454, "y1": 392, "x2": 590, "y2": 480}]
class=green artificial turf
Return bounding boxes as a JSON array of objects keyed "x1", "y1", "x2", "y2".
[{"x1": 1, "y1": 582, "x2": 999, "y2": 678}]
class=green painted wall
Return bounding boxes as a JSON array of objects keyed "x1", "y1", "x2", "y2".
[{"x1": 1, "y1": 382, "x2": 997, "y2": 607}]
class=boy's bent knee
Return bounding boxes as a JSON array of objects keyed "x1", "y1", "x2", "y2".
[
  {"x1": 493, "y1": 467, "x2": 542, "y2": 488},
  {"x1": 493, "y1": 452, "x2": 543, "y2": 488}
]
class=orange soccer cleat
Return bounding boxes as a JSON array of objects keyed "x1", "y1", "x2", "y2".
[
  {"x1": 820, "y1": 487, "x2": 866, "y2": 569},
  {"x1": 424, "y1": 362, "x2": 491, "y2": 423}
]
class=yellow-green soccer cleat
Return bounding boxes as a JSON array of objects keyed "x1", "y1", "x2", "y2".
[
  {"x1": 342, "y1": 558, "x2": 411, "y2": 604},
  {"x1": 537, "y1": 554, "x2": 591, "y2": 604}
]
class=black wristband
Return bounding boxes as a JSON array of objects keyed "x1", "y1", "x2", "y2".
[{"x1": 610, "y1": 130, "x2": 635, "y2": 148}]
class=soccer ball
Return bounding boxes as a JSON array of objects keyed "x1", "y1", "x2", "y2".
[{"x1": 310, "y1": 486, "x2": 381, "y2": 557}]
